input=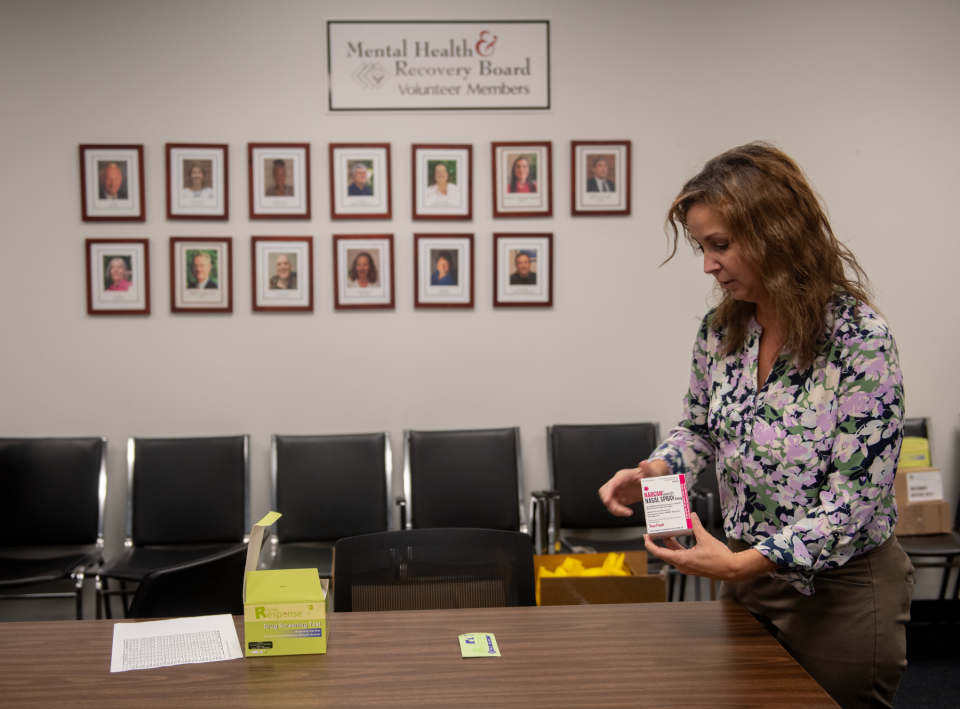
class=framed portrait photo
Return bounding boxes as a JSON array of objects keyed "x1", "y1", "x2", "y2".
[
  {"x1": 248, "y1": 143, "x2": 311, "y2": 219},
  {"x1": 412, "y1": 144, "x2": 472, "y2": 220},
  {"x1": 251, "y1": 236, "x2": 313, "y2": 312},
  {"x1": 414, "y1": 234, "x2": 474, "y2": 309},
  {"x1": 494, "y1": 233, "x2": 553, "y2": 308},
  {"x1": 79, "y1": 144, "x2": 145, "y2": 222},
  {"x1": 572, "y1": 141, "x2": 631, "y2": 216},
  {"x1": 85, "y1": 239, "x2": 150, "y2": 315},
  {"x1": 333, "y1": 234, "x2": 394, "y2": 309},
  {"x1": 169, "y1": 237, "x2": 233, "y2": 313},
  {"x1": 328, "y1": 143, "x2": 392, "y2": 220},
  {"x1": 166, "y1": 143, "x2": 228, "y2": 220},
  {"x1": 491, "y1": 141, "x2": 552, "y2": 218}
]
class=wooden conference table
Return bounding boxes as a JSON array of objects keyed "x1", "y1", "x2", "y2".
[{"x1": 0, "y1": 601, "x2": 837, "y2": 708}]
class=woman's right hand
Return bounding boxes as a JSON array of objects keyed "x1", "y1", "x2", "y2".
[{"x1": 598, "y1": 459, "x2": 670, "y2": 517}]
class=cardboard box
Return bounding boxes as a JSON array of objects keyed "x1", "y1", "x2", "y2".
[
  {"x1": 894, "y1": 467, "x2": 944, "y2": 503},
  {"x1": 535, "y1": 552, "x2": 666, "y2": 605},
  {"x1": 242, "y1": 512, "x2": 329, "y2": 658},
  {"x1": 893, "y1": 467, "x2": 952, "y2": 536},
  {"x1": 895, "y1": 500, "x2": 952, "y2": 536}
]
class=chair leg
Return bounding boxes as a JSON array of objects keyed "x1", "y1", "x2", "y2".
[
  {"x1": 952, "y1": 565, "x2": 960, "y2": 603},
  {"x1": 938, "y1": 556, "x2": 954, "y2": 601},
  {"x1": 101, "y1": 577, "x2": 113, "y2": 620},
  {"x1": 74, "y1": 570, "x2": 85, "y2": 620},
  {"x1": 95, "y1": 576, "x2": 104, "y2": 620},
  {"x1": 678, "y1": 573, "x2": 687, "y2": 602},
  {"x1": 119, "y1": 581, "x2": 131, "y2": 617},
  {"x1": 667, "y1": 570, "x2": 675, "y2": 602},
  {"x1": 710, "y1": 578, "x2": 717, "y2": 601}
]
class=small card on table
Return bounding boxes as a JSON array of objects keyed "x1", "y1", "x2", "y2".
[{"x1": 458, "y1": 632, "x2": 501, "y2": 657}]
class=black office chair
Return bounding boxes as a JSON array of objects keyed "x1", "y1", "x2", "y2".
[
  {"x1": 97, "y1": 435, "x2": 250, "y2": 618},
  {"x1": 333, "y1": 528, "x2": 536, "y2": 612},
  {"x1": 0, "y1": 437, "x2": 107, "y2": 619},
  {"x1": 126, "y1": 544, "x2": 248, "y2": 619},
  {"x1": 546, "y1": 423, "x2": 660, "y2": 553},
  {"x1": 396, "y1": 428, "x2": 526, "y2": 532},
  {"x1": 269, "y1": 433, "x2": 393, "y2": 576},
  {"x1": 897, "y1": 418, "x2": 959, "y2": 601}
]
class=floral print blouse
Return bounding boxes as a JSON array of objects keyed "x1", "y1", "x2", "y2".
[{"x1": 650, "y1": 295, "x2": 904, "y2": 595}]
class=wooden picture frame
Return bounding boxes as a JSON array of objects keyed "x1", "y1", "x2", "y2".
[
  {"x1": 166, "y1": 143, "x2": 229, "y2": 220},
  {"x1": 248, "y1": 143, "x2": 311, "y2": 220},
  {"x1": 169, "y1": 237, "x2": 234, "y2": 313},
  {"x1": 491, "y1": 141, "x2": 553, "y2": 218},
  {"x1": 414, "y1": 234, "x2": 474, "y2": 309},
  {"x1": 493, "y1": 233, "x2": 553, "y2": 308},
  {"x1": 412, "y1": 144, "x2": 472, "y2": 221},
  {"x1": 79, "y1": 144, "x2": 145, "y2": 222},
  {"x1": 328, "y1": 143, "x2": 392, "y2": 220},
  {"x1": 85, "y1": 238, "x2": 151, "y2": 315},
  {"x1": 571, "y1": 141, "x2": 631, "y2": 216},
  {"x1": 251, "y1": 236, "x2": 314, "y2": 312},
  {"x1": 333, "y1": 234, "x2": 395, "y2": 309}
]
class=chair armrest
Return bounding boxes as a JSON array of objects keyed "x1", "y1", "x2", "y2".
[{"x1": 395, "y1": 496, "x2": 407, "y2": 530}]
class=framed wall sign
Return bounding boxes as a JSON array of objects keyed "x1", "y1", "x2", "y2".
[
  {"x1": 166, "y1": 143, "x2": 229, "y2": 220},
  {"x1": 414, "y1": 233, "x2": 474, "y2": 308},
  {"x1": 333, "y1": 234, "x2": 394, "y2": 309},
  {"x1": 251, "y1": 237, "x2": 313, "y2": 313},
  {"x1": 412, "y1": 144, "x2": 472, "y2": 220},
  {"x1": 571, "y1": 141, "x2": 631, "y2": 216},
  {"x1": 326, "y1": 21, "x2": 551, "y2": 111},
  {"x1": 169, "y1": 237, "x2": 233, "y2": 313},
  {"x1": 79, "y1": 144, "x2": 145, "y2": 222},
  {"x1": 248, "y1": 143, "x2": 311, "y2": 219},
  {"x1": 329, "y1": 143, "x2": 392, "y2": 220},
  {"x1": 85, "y1": 239, "x2": 150, "y2": 315},
  {"x1": 493, "y1": 233, "x2": 552, "y2": 307},
  {"x1": 491, "y1": 141, "x2": 552, "y2": 218}
]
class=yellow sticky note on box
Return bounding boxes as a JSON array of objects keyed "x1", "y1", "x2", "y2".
[{"x1": 900, "y1": 437, "x2": 931, "y2": 468}]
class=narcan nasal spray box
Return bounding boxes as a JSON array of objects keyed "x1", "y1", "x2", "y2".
[{"x1": 642, "y1": 474, "x2": 693, "y2": 539}]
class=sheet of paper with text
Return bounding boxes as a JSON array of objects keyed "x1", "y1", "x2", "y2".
[{"x1": 110, "y1": 614, "x2": 242, "y2": 672}]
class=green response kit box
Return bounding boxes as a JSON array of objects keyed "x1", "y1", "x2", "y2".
[{"x1": 242, "y1": 512, "x2": 329, "y2": 658}]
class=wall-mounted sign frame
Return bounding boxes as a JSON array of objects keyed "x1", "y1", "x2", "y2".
[{"x1": 327, "y1": 21, "x2": 550, "y2": 112}]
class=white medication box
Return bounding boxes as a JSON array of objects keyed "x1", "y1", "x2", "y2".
[{"x1": 642, "y1": 474, "x2": 693, "y2": 539}]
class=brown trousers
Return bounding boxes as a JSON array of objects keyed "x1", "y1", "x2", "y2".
[{"x1": 720, "y1": 536, "x2": 915, "y2": 709}]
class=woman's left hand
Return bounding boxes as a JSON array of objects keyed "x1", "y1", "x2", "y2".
[{"x1": 645, "y1": 513, "x2": 777, "y2": 582}]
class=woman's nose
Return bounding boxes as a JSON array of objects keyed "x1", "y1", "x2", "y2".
[{"x1": 703, "y1": 255, "x2": 719, "y2": 274}]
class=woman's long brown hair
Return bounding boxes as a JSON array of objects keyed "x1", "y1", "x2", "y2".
[{"x1": 665, "y1": 142, "x2": 874, "y2": 370}]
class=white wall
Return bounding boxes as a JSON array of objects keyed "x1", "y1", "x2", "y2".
[{"x1": 1, "y1": 0, "x2": 957, "y2": 598}]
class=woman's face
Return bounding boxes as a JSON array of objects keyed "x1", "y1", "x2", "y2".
[
  {"x1": 514, "y1": 158, "x2": 530, "y2": 183},
  {"x1": 687, "y1": 203, "x2": 767, "y2": 306},
  {"x1": 190, "y1": 166, "x2": 204, "y2": 188},
  {"x1": 434, "y1": 164, "x2": 448, "y2": 185},
  {"x1": 109, "y1": 259, "x2": 126, "y2": 283},
  {"x1": 436, "y1": 256, "x2": 450, "y2": 277},
  {"x1": 355, "y1": 255, "x2": 371, "y2": 280}
]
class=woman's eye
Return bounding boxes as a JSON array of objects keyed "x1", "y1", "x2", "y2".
[{"x1": 714, "y1": 243, "x2": 729, "y2": 251}]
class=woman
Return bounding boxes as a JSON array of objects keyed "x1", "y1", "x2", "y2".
[
  {"x1": 347, "y1": 252, "x2": 378, "y2": 288},
  {"x1": 181, "y1": 162, "x2": 213, "y2": 200},
  {"x1": 431, "y1": 252, "x2": 456, "y2": 286},
  {"x1": 104, "y1": 257, "x2": 132, "y2": 291},
  {"x1": 424, "y1": 163, "x2": 459, "y2": 205},
  {"x1": 507, "y1": 156, "x2": 537, "y2": 193},
  {"x1": 599, "y1": 143, "x2": 913, "y2": 709}
]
